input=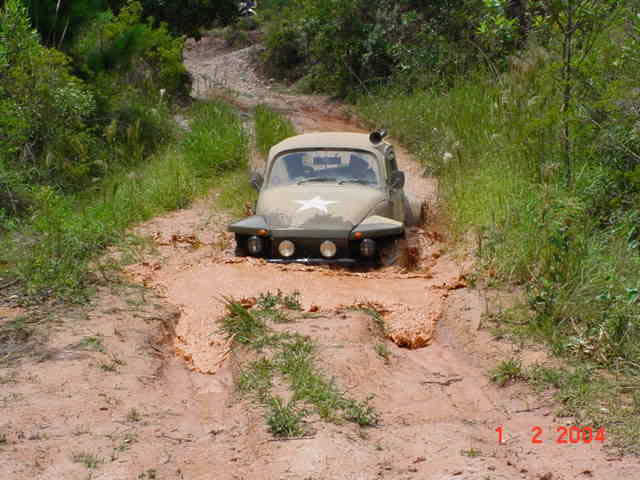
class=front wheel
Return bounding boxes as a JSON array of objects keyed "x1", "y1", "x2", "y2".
[
  {"x1": 378, "y1": 237, "x2": 407, "y2": 266},
  {"x1": 403, "y1": 194, "x2": 427, "y2": 227}
]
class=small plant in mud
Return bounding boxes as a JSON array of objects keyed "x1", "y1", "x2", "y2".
[
  {"x1": 126, "y1": 408, "x2": 142, "y2": 423},
  {"x1": 219, "y1": 298, "x2": 268, "y2": 344},
  {"x1": 75, "y1": 335, "x2": 106, "y2": 353},
  {"x1": 253, "y1": 290, "x2": 302, "y2": 324},
  {"x1": 374, "y1": 343, "x2": 391, "y2": 364},
  {"x1": 347, "y1": 302, "x2": 387, "y2": 335},
  {"x1": 99, "y1": 355, "x2": 125, "y2": 372},
  {"x1": 72, "y1": 452, "x2": 101, "y2": 469},
  {"x1": 460, "y1": 447, "x2": 482, "y2": 458},
  {"x1": 490, "y1": 358, "x2": 525, "y2": 387},
  {"x1": 237, "y1": 358, "x2": 275, "y2": 400},
  {"x1": 342, "y1": 396, "x2": 380, "y2": 427},
  {"x1": 138, "y1": 469, "x2": 157, "y2": 479},
  {"x1": 266, "y1": 396, "x2": 306, "y2": 437},
  {"x1": 220, "y1": 294, "x2": 380, "y2": 436},
  {"x1": 257, "y1": 289, "x2": 302, "y2": 311}
]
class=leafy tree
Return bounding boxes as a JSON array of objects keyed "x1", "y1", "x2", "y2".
[
  {"x1": 1, "y1": 0, "x2": 96, "y2": 189},
  {"x1": 23, "y1": 0, "x2": 108, "y2": 47},
  {"x1": 132, "y1": 0, "x2": 238, "y2": 39}
]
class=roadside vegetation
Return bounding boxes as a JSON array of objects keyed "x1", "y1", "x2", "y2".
[
  {"x1": 220, "y1": 292, "x2": 379, "y2": 437},
  {"x1": 0, "y1": 1, "x2": 246, "y2": 300},
  {"x1": 254, "y1": 104, "x2": 296, "y2": 156},
  {"x1": 257, "y1": 0, "x2": 640, "y2": 451}
]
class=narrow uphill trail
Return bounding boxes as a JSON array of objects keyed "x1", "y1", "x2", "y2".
[{"x1": 122, "y1": 39, "x2": 640, "y2": 479}]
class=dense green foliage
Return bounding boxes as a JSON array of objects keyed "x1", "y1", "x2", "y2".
[
  {"x1": 0, "y1": 0, "x2": 188, "y2": 212},
  {"x1": 0, "y1": 1, "x2": 247, "y2": 298},
  {"x1": 23, "y1": 0, "x2": 238, "y2": 45},
  {"x1": 261, "y1": 0, "x2": 493, "y2": 96},
  {"x1": 356, "y1": 3, "x2": 640, "y2": 370},
  {"x1": 2, "y1": 101, "x2": 247, "y2": 298}
]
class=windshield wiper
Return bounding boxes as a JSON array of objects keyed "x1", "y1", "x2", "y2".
[
  {"x1": 297, "y1": 177, "x2": 337, "y2": 185},
  {"x1": 338, "y1": 178, "x2": 374, "y2": 185}
]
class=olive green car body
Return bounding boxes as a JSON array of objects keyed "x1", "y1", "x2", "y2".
[{"x1": 228, "y1": 132, "x2": 414, "y2": 264}]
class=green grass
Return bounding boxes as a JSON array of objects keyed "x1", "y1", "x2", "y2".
[
  {"x1": 524, "y1": 363, "x2": 640, "y2": 454},
  {"x1": 71, "y1": 452, "x2": 101, "y2": 469},
  {"x1": 75, "y1": 335, "x2": 105, "y2": 353},
  {"x1": 219, "y1": 294, "x2": 379, "y2": 437},
  {"x1": 266, "y1": 396, "x2": 306, "y2": 437},
  {"x1": 254, "y1": 104, "x2": 296, "y2": 156},
  {"x1": 356, "y1": 65, "x2": 640, "y2": 451},
  {"x1": 489, "y1": 358, "x2": 525, "y2": 387},
  {"x1": 0, "y1": 100, "x2": 248, "y2": 300}
]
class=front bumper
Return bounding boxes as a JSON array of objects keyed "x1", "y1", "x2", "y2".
[{"x1": 267, "y1": 257, "x2": 357, "y2": 266}]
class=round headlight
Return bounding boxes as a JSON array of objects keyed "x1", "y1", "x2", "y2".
[
  {"x1": 360, "y1": 238, "x2": 376, "y2": 257},
  {"x1": 247, "y1": 235, "x2": 263, "y2": 255},
  {"x1": 278, "y1": 240, "x2": 295, "y2": 258},
  {"x1": 319, "y1": 240, "x2": 337, "y2": 258}
]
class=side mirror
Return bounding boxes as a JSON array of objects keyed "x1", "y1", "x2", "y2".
[
  {"x1": 250, "y1": 172, "x2": 264, "y2": 191},
  {"x1": 390, "y1": 171, "x2": 405, "y2": 189}
]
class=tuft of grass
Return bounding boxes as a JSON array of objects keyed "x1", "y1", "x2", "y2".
[
  {"x1": 221, "y1": 294, "x2": 380, "y2": 434},
  {"x1": 266, "y1": 396, "x2": 306, "y2": 437},
  {"x1": 460, "y1": 447, "x2": 482, "y2": 458},
  {"x1": 237, "y1": 358, "x2": 275, "y2": 400},
  {"x1": 490, "y1": 358, "x2": 525, "y2": 387},
  {"x1": 254, "y1": 104, "x2": 296, "y2": 157},
  {"x1": 72, "y1": 452, "x2": 101, "y2": 469},
  {"x1": 76, "y1": 335, "x2": 105, "y2": 353},
  {"x1": 126, "y1": 408, "x2": 141, "y2": 423},
  {"x1": 342, "y1": 396, "x2": 380, "y2": 427},
  {"x1": 219, "y1": 299, "x2": 268, "y2": 345},
  {"x1": 0, "y1": 316, "x2": 33, "y2": 344},
  {"x1": 215, "y1": 170, "x2": 258, "y2": 217},
  {"x1": 374, "y1": 343, "x2": 391, "y2": 364},
  {"x1": 99, "y1": 355, "x2": 125, "y2": 372}
]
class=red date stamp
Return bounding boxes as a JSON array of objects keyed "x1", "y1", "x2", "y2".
[{"x1": 496, "y1": 426, "x2": 605, "y2": 444}]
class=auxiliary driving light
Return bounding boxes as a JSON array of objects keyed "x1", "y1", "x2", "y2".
[
  {"x1": 278, "y1": 240, "x2": 295, "y2": 258},
  {"x1": 319, "y1": 240, "x2": 337, "y2": 258},
  {"x1": 360, "y1": 238, "x2": 376, "y2": 257},
  {"x1": 247, "y1": 235, "x2": 263, "y2": 255}
]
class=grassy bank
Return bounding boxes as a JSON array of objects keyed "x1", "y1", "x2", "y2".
[
  {"x1": 254, "y1": 104, "x2": 296, "y2": 156},
  {"x1": 356, "y1": 66, "x2": 640, "y2": 451},
  {"x1": 0, "y1": 101, "x2": 248, "y2": 299},
  {"x1": 357, "y1": 73, "x2": 640, "y2": 369}
]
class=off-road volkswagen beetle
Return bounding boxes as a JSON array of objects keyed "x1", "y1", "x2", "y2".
[{"x1": 228, "y1": 130, "x2": 424, "y2": 265}]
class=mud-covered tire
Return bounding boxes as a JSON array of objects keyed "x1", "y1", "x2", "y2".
[
  {"x1": 378, "y1": 237, "x2": 407, "y2": 267},
  {"x1": 234, "y1": 235, "x2": 248, "y2": 257},
  {"x1": 403, "y1": 194, "x2": 426, "y2": 227}
]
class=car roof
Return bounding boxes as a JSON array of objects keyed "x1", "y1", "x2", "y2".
[{"x1": 268, "y1": 132, "x2": 386, "y2": 160}]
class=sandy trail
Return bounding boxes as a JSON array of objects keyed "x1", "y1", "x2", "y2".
[
  {"x1": 125, "y1": 39, "x2": 639, "y2": 478},
  {"x1": 1, "y1": 37, "x2": 638, "y2": 480}
]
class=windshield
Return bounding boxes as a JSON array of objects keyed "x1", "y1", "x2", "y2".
[{"x1": 266, "y1": 150, "x2": 381, "y2": 188}]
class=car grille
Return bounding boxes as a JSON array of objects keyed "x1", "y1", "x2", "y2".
[{"x1": 270, "y1": 238, "x2": 353, "y2": 259}]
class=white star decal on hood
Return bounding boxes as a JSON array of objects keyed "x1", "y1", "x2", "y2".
[{"x1": 294, "y1": 196, "x2": 339, "y2": 214}]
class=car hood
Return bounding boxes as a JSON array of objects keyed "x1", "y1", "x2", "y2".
[{"x1": 257, "y1": 184, "x2": 386, "y2": 231}]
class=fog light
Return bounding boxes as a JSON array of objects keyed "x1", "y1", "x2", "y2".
[
  {"x1": 278, "y1": 240, "x2": 295, "y2": 258},
  {"x1": 319, "y1": 240, "x2": 337, "y2": 258},
  {"x1": 247, "y1": 235, "x2": 263, "y2": 255},
  {"x1": 360, "y1": 238, "x2": 376, "y2": 257}
]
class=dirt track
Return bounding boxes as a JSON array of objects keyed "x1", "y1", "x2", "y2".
[{"x1": 1, "y1": 37, "x2": 639, "y2": 480}]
